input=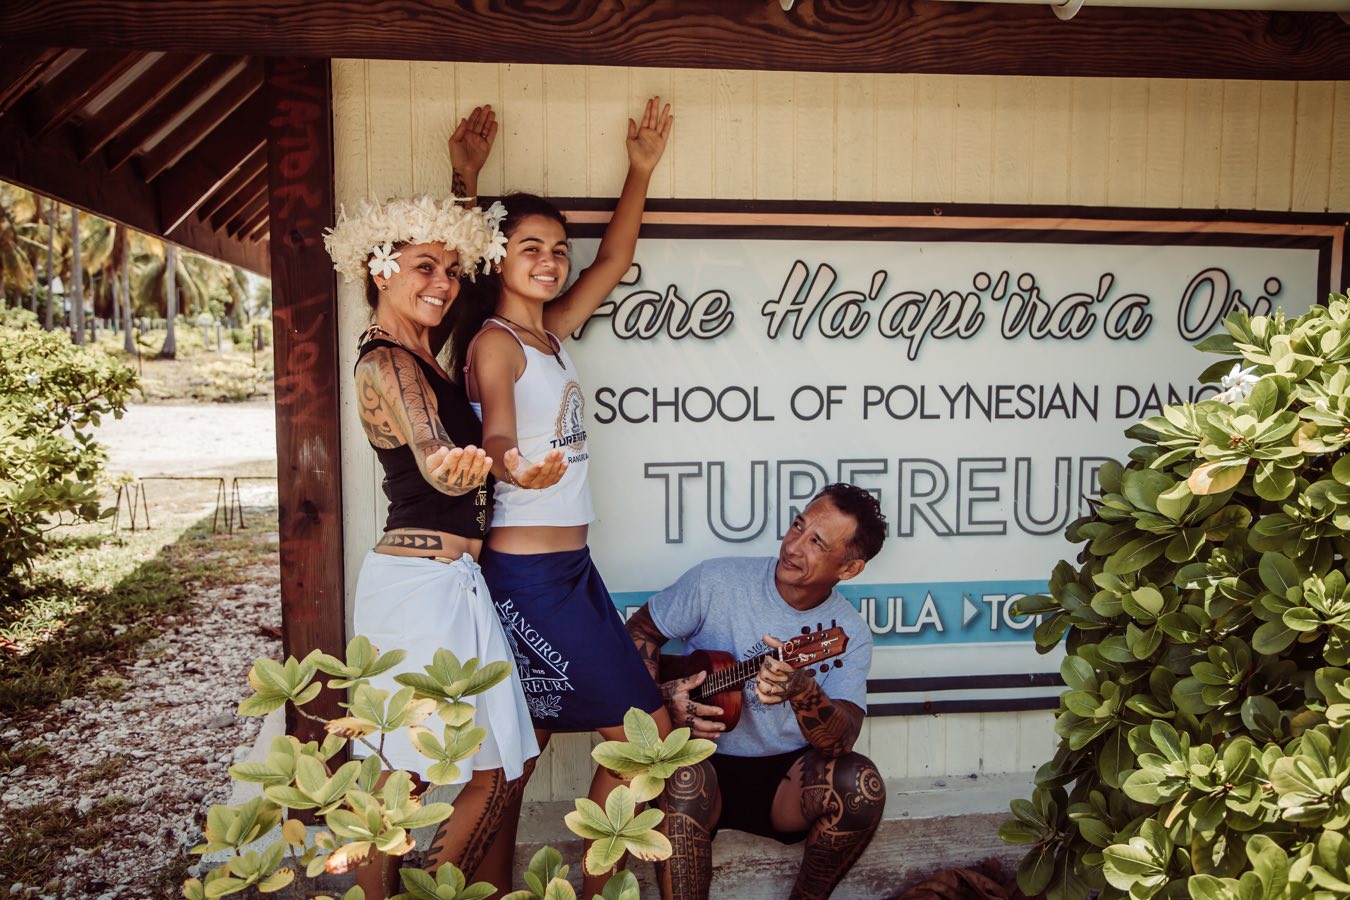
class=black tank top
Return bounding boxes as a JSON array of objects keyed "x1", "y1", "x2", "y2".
[{"x1": 355, "y1": 337, "x2": 492, "y2": 538}]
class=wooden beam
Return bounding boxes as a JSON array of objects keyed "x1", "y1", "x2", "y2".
[
  {"x1": 0, "y1": 47, "x2": 67, "y2": 119},
  {"x1": 195, "y1": 146, "x2": 265, "y2": 222},
  {"x1": 153, "y1": 90, "x2": 266, "y2": 233},
  {"x1": 140, "y1": 58, "x2": 262, "y2": 182},
  {"x1": 102, "y1": 54, "x2": 243, "y2": 172},
  {"x1": 78, "y1": 52, "x2": 208, "y2": 162},
  {"x1": 240, "y1": 204, "x2": 269, "y2": 242},
  {"x1": 1, "y1": 1, "x2": 1348, "y2": 80},
  {"x1": 26, "y1": 49, "x2": 142, "y2": 139},
  {"x1": 0, "y1": 104, "x2": 268, "y2": 274},
  {"x1": 210, "y1": 169, "x2": 267, "y2": 232},
  {"x1": 262, "y1": 56, "x2": 345, "y2": 744},
  {"x1": 227, "y1": 192, "x2": 267, "y2": 238}
]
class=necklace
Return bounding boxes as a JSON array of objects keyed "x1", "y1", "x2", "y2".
[{"x1": 493, "y1": 315, "x2": 565, "y2": 369}]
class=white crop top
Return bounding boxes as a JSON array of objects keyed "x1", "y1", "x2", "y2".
[{"x1": 469, "y1": 320, "x2": 594, "y2": 527}]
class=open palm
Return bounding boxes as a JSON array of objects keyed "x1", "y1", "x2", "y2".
[{"x1": 626, "y1": 96, "x2": 673, "y2": 174}]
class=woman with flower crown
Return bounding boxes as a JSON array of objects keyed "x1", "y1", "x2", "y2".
[
  {"x1": 448, "y1": 97, "x2": 675, "y2": 896},
  {"x1": 322, "y1": 146, "x2": 568, "y2": 896}
]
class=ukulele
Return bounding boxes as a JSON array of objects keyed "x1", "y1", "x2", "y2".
[{"x1": 657, "y1": 624, "x2": 849, "y2": 732}]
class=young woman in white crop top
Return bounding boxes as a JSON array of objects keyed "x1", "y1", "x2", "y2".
[{"x1": 454, "y1": 97, "x2": 674, "y2": 897}]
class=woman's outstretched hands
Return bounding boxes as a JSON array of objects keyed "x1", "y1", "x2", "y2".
[
  {"x1": 450, "y1": 105, "x2": 498, "y2": 178},
  {"x1": 503, "y1": 446, "x2": 568, "y2": 490},
  {"x1": 627, "y1": 96, "x2": 672, "y2": 174},
  {"x1": 426, "y1": 444, "x2": 492, "y2": 495}
]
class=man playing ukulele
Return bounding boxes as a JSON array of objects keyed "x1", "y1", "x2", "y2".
[{"x1": 626, "y1": 483, "x2": 887, "y2": 900}]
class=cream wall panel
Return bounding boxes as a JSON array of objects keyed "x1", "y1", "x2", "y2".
[
  {"x1": 365, "y1": 60, "x2": 414, "y2": 199},
  {"x1": 992, "y1": 77, "x2": 1035, "y2": 205},
  {"x1": 953, "y1": 75, "x2": 995, "y2": 204},
  {"x1": 795, "y1": 72, "x2": 836, "y2": 199},
  {"x1": 1029, "y1": 79, "x2": 1070, "y2": 206},
  {"x1": 1329, "y1": 83, "x2": 1350, "y2": 213},
  {"x1": 1068, "y1": 79, "x2": 1108, "y2": 207},
  {"x1": 835, "y1": 74, "x2": 876, "y2": 202},
  {"x1": 500, "y1": 64, "x2": 546, "y2": 195},
  {"x1": 334, "y1": 61, "x2": 1346, "y2": 801},
  {"x1": 1292, "y1": 82, "x2": 1334, "y2": 213},
  {"x1": 713, "y1": 70, "x2": 755, "y2": 199},
  {"x1": 874, "y1": 74, "x2": 916, "y2": 203},
  {"x1": 669, "y1": 69, "x2": 715, "y2": 201},
  {"x1": 1218, "y1": 80, "x2": 1261, "y2": 210},
  {"x1": 410, "y1": 62, "x2": 454, "y2": 195},
  {"x1": 1257, "y1": 82, "x2": 1297, "y2": 211},
  {"x1": 1182, "y1": 80, "x2": 1223, "y2": 209},
  {"x1": 1145, "y1": 79, "x2": 1186, "y2": 208},
  {"x1": 754, "y1": 71, "x2": 796, "y2": 200},
  {"x1": 914, "y1": 75, "x2": 956, "y2": 202},
  {"x1": 542, "y1": 68, "x2": 587, "y2": 196},
  {"x1": 1107, "y1": 78, "x2": 1149, "y2": 207}
]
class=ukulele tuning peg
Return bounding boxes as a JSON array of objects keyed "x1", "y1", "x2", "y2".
[
  {"x1": 800, "y1": 626, "x2": 810, "y2": 635},
  {"x1": 831, "y1": 619, "x2": 837, "y2": 628},
  {"x1": 833, "y1": 660, "x2": 843, "y2": 669},
  {"x1": 816, "y1": 622, "x2": 823, "y2": 631},
  {"x1": 819, "y1": 665, "x2": 829, "y2": 674}
]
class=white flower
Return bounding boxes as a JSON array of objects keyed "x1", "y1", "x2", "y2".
[
  {"x1": 1214, "y1": 363, "x2": 1261, "y2": 404},
  {"x1": 24, "y1": 372, "x2": 40, "y2": 388},
  {"x1": 323, "y1": 195, "x2": 507, "y2": 284},
  {"x1": 367, "y1": 242, "x2": 402, "y2": 279}
]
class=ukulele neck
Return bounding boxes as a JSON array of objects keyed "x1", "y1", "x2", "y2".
[{"x1": 692, "y1": 649, "x2": 777, "y2": 701}]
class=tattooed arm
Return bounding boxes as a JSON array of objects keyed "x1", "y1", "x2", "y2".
[
  {"x1": 354, "y1": 346, "x2": 490, "y2": 497},
  {"x1": 628, "y1": 604, "x2": 726, "y2": 740},
  {"x1": 448, "y1": 105, "x2": 497, "y2": 206},
  {"x1": 755, "y1": 636, "x2": 864, "y2": 758}
]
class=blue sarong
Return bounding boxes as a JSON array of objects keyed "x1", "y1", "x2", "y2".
[{"x1": 481, "y1": 546, "x2": 663, "y2": 732}]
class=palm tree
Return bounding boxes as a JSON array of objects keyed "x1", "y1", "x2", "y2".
[
  {"x1": 70, "y1": 207, "x2": 84, "y2": 344},
  {"x1": 161, "y1": 243, "x2": 177, "y2": 357}
]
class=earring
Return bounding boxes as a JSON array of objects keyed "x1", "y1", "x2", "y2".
[{"x1": 379, "y1": 284, "x2": 387, "y2": 291}]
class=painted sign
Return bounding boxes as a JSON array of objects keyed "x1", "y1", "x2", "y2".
[{"x1": 561, "y1": 203, "x2": 1346, "y2": 715}]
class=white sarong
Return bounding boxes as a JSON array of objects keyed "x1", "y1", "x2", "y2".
[{"x1": 350, "y1": 551, "x2": 538, "y2": 781}]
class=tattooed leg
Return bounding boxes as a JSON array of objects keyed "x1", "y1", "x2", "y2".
[
  {"x1": 472, "y1": 734, "x2": 548, "y2": 896},
  {"x1": 423, "y1": 760, "x2": 540, "y2": 885},
  {"x1": 782, "y1": 751, "x2": 886, "y2": 900},
  {"x1": 655, "y1": 759, "x2": 720, "y2": 900}
]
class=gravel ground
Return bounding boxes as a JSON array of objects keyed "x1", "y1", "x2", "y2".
[
  {"x1": 94, "y1": 401, "x2": 277, "y2": 478},
  {"x1": 0, "y1": 552, "x2": 282, "y2": 899}
]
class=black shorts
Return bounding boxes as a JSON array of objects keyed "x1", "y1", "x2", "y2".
[{"x1": 710, "y1": 747, "x2": 811, "y2": 845}]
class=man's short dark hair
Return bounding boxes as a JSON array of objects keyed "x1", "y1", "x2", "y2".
[{"x1": 813, "y1": 483, "x2": 887, "y2": 562}]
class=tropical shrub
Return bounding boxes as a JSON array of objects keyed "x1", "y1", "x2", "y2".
[
  {"x1": 185, "y1": 636, "x2": 714, "y2": 899},
  {"x1": 1002, "y1": 294, "x2": 1350, "y2": 899},
  {"x1": 0, "y1": 312, "x2": 136, "y2": 579}
]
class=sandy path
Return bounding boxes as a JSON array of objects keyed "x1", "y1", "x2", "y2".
[{"x1": 94, "y1": 401, "x2": 278, "y2": 477}]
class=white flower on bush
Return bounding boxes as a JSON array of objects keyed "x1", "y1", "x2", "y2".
[
  {"x1": 24, "y1": 371, "x2": 40, "y2": 388},
  {"x1": 1215, "y1": 363, "x2": 1261, "y2": 404},
  {"x1": 367, "y1": 242, "x2": 402, "y2": 279}
]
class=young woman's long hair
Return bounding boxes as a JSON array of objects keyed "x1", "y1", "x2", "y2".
[{"x1": 445, "y1": 193, "x2": 570, "y2": 380}]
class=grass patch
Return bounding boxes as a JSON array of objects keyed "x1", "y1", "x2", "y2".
[
  {"x1": 0, "y1": 476, "x2": 278, "y2": 718},
  {"x1": 85, "y1": 755, "x2": 128, "y2": 781},
  {"x1": 0, "y1": 796, "x2": 130, "y2": 894},
  {"x1": 0, "y1": 743, "x2": 47, "y2": 773}
]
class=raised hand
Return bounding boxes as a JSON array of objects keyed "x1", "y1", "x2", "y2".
[
  {"x1": 503, "y1": 446, "x2": 568, "y2": 490},
  {"x1": 754, "y1": 634, "x2": 810, "y2": 706},
  {"x1": 660, "y1": 670, "x2": 725, "y2": 740},
  {"x1": 449, "y1": 104, "x2": 498, "y2": 182},
  {"x1": 626, "y1": 95, "x2": 672, "y2": 175},
  {"x1": 425, "y1": 444, "x2": 492, "y2": 495}
]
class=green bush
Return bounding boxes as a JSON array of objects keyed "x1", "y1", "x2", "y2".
[
  {"x1": 0, "y1": 317, "x2": 136, "y2": 579},
  {"x1": 1003, "y1": 294, "x2": 1350, "y2": 899}
]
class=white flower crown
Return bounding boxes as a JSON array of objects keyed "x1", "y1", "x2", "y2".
[{"x1": 322, "y1": 195, "x2": 508, "y2": 283}]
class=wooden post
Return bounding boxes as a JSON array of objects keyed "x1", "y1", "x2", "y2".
[{"x1": 262, "y1": 57, "x2": 346, "y2": 743}]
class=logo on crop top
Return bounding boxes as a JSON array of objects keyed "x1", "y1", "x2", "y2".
[{"x1": 550, "y1": 379, "x2": 588, "y2": 458}]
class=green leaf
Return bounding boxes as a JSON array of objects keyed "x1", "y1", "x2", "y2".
[
  {"x1": 1017, "y1": 846, "x2": 1056, "y2": 896},
  {"x1": 1106, "y1": 534, "x2": 1171, "y2": 575}
]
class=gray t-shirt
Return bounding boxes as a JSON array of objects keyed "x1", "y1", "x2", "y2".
[{"x1": 647, "y1": 557, "x2": 872, "y2": 759}]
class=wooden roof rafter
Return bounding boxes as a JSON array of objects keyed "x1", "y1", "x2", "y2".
[{"x1": 0, "y1": 42, "x2": 269, "y2": 275}]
